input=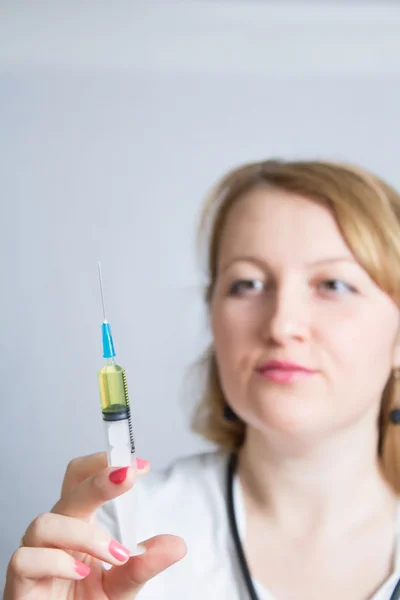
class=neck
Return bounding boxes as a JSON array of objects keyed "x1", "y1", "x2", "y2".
[{"x1": 237, "y1": 416, "x2": 396, "y2": 538}]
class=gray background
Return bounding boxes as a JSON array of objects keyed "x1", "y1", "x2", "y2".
[{"x1": 1, "y1": 0, "x2": 400, "y2": 589}]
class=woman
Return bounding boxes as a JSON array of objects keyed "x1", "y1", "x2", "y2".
[{"x1": 5, "y1": 158, "x2": 400, "y2": 599}]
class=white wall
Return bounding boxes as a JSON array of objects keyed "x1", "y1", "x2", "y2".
[{"x1": 1, "y1": 0, "x2": 400, "y2": 588}]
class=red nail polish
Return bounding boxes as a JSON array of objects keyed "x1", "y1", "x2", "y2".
[
  {"x1": 109, "y1": 539, "x2": 130, "y2": 562},
  {"x1": 74, "y1": 559, "x2": 90, "y2": 577},
  {"x1": 109, "y1": 466, "x2": 130, "y2": 484},
  {"x1": 136, "y1": 458, "x2": 149, "y2": 470}
]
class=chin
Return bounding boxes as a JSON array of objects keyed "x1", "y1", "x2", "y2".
[{"x1": 245, "y1": 395, "x2": 322, "y2": 437}]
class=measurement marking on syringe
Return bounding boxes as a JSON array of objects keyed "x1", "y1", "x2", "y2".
[{"x1": 122, "y1": 369, "x2": 136, "y2": 454}]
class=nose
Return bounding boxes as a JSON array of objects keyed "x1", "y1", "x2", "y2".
[{"x1": 261, "y1": 281, "x2": 309, "y2": 345}]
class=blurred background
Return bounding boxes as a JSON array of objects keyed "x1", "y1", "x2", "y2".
[{"x1": 1, "y1": 0, "x2": 400, "y2": 588}]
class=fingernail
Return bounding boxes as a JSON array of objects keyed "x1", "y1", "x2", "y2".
[
  {"x1": 74, "y1": 559, "x2": 91, "y2": 577},
  {"x1": 109, "y1": 539, "x2": 130, "y2": 562},
  {"x1": 136, "y1": 458, "x2": 149, "y2": 470},
  {"x1": 109, "y1": 466, "x2": 130, "y2": 484}
]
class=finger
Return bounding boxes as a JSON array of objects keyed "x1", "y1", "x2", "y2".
[
  {"x1": 23, "y1": 513, "x2": 131, "y2": 566},
  {"x1": 54, "y1": 457, "x2": 151, "y2": 520},
  {"x1": 103, "y1": 534, "x2": 187, "y2": 600},
  {"x1": 7, "y1": 547, "x2": 91, "y2": 586},
  {"x1": 61, "y1": 453, "x2": 150, "y2": 498},
  {"x1": 61, "y1": 452, "x2": 107, "y2": 498},
  {"x1": 53, "y1": 465, "x2": 137, "y2": 519}
]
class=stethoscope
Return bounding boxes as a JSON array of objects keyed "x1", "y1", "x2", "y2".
[{"x1": 226, "y1": 452, "x2": 400, "y2": 600}]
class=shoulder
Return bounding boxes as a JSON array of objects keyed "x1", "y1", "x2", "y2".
[
  {"x1": 138, "y1": 450, "x2": 229, "y2": 536},
  {"x1": 143, "y1": 449, "x2": 228, "y2": 497},
  {"x1": 97, "y1": 450, "x2": 230, "y2": 541}
]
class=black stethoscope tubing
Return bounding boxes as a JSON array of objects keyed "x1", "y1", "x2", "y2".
[{"x1": 226, "y1": 452, "x2": 400, "y2": 600}]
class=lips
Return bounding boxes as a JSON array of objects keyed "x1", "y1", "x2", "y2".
[
  {"x1": 255, "y1": 360, "x2": 317, "y2": 384},
  {"x1": 256, "y1": 360, "x2": 316, "y2": 374}
]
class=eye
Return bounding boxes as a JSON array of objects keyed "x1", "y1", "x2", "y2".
[
  {"x1": 318, "y1": 279, "x2": 357, "y2": 295},
  {"x1": 229, "y1": 279, "x2": 265, "y2": 296}
]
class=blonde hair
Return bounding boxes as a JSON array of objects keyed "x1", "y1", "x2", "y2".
[{"x1": 190, "y1": 158, "x2": 400, "y2": 491}]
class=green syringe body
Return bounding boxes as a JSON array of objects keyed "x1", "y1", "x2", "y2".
[{"x1": 98, "y1": 360, "x2": 136, "y2": 458}]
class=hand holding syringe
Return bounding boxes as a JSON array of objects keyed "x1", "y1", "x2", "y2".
[{"x1": 3, "y1": 265, "x2": 186, "y2": 600}]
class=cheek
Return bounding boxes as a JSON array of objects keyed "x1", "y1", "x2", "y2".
[
  {"x1": 211, "y1": 307, "x2": 239, "y2": 368},
  {"x1": 211, "y1": 302, "x2": 261, "y2": 355},
  {"x1": 211, "y1": 303, "x2": 261, "y2": 386},
  {"x1": 322, "y1": 303, "x2": 396, "y2": 391}
]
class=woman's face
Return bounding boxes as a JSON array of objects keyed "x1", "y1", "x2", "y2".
[{"x1": 211, "y1": 186, "x2": 400, "y2": 442}]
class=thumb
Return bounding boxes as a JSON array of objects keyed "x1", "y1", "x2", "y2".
[{"x1": 102, "y1": 534, "x2": 187, "y2": 599}]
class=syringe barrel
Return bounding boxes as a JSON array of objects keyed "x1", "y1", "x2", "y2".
[
  {"x1": 98, "y1": 363, "x2": 135, "y2": 455},
  {"x1": 98, "y1": 363, "x2": 144, "y2": 556},
  {"x1": 103, "y1": 418, "x2": 135, "y2": 468},
  {"x1": 102, "y1": 418, "x2": 143, "y2": 555}
]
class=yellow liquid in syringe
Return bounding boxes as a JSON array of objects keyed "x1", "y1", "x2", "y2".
[{"x1": 98, "y1": 362, "x2": 135, "y2": 455}]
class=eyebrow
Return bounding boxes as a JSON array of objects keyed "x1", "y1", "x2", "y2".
[
  {"x1": 306, "y1": 256, "x2": 357, "y2": 266},
  {"x1": 219, "y1": 255, "x2": 358, "y2": 273}
]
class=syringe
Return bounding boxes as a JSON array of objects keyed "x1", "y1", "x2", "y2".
[{"x1": 97, "y1": 262, "x2": 145, "y2": 556}]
